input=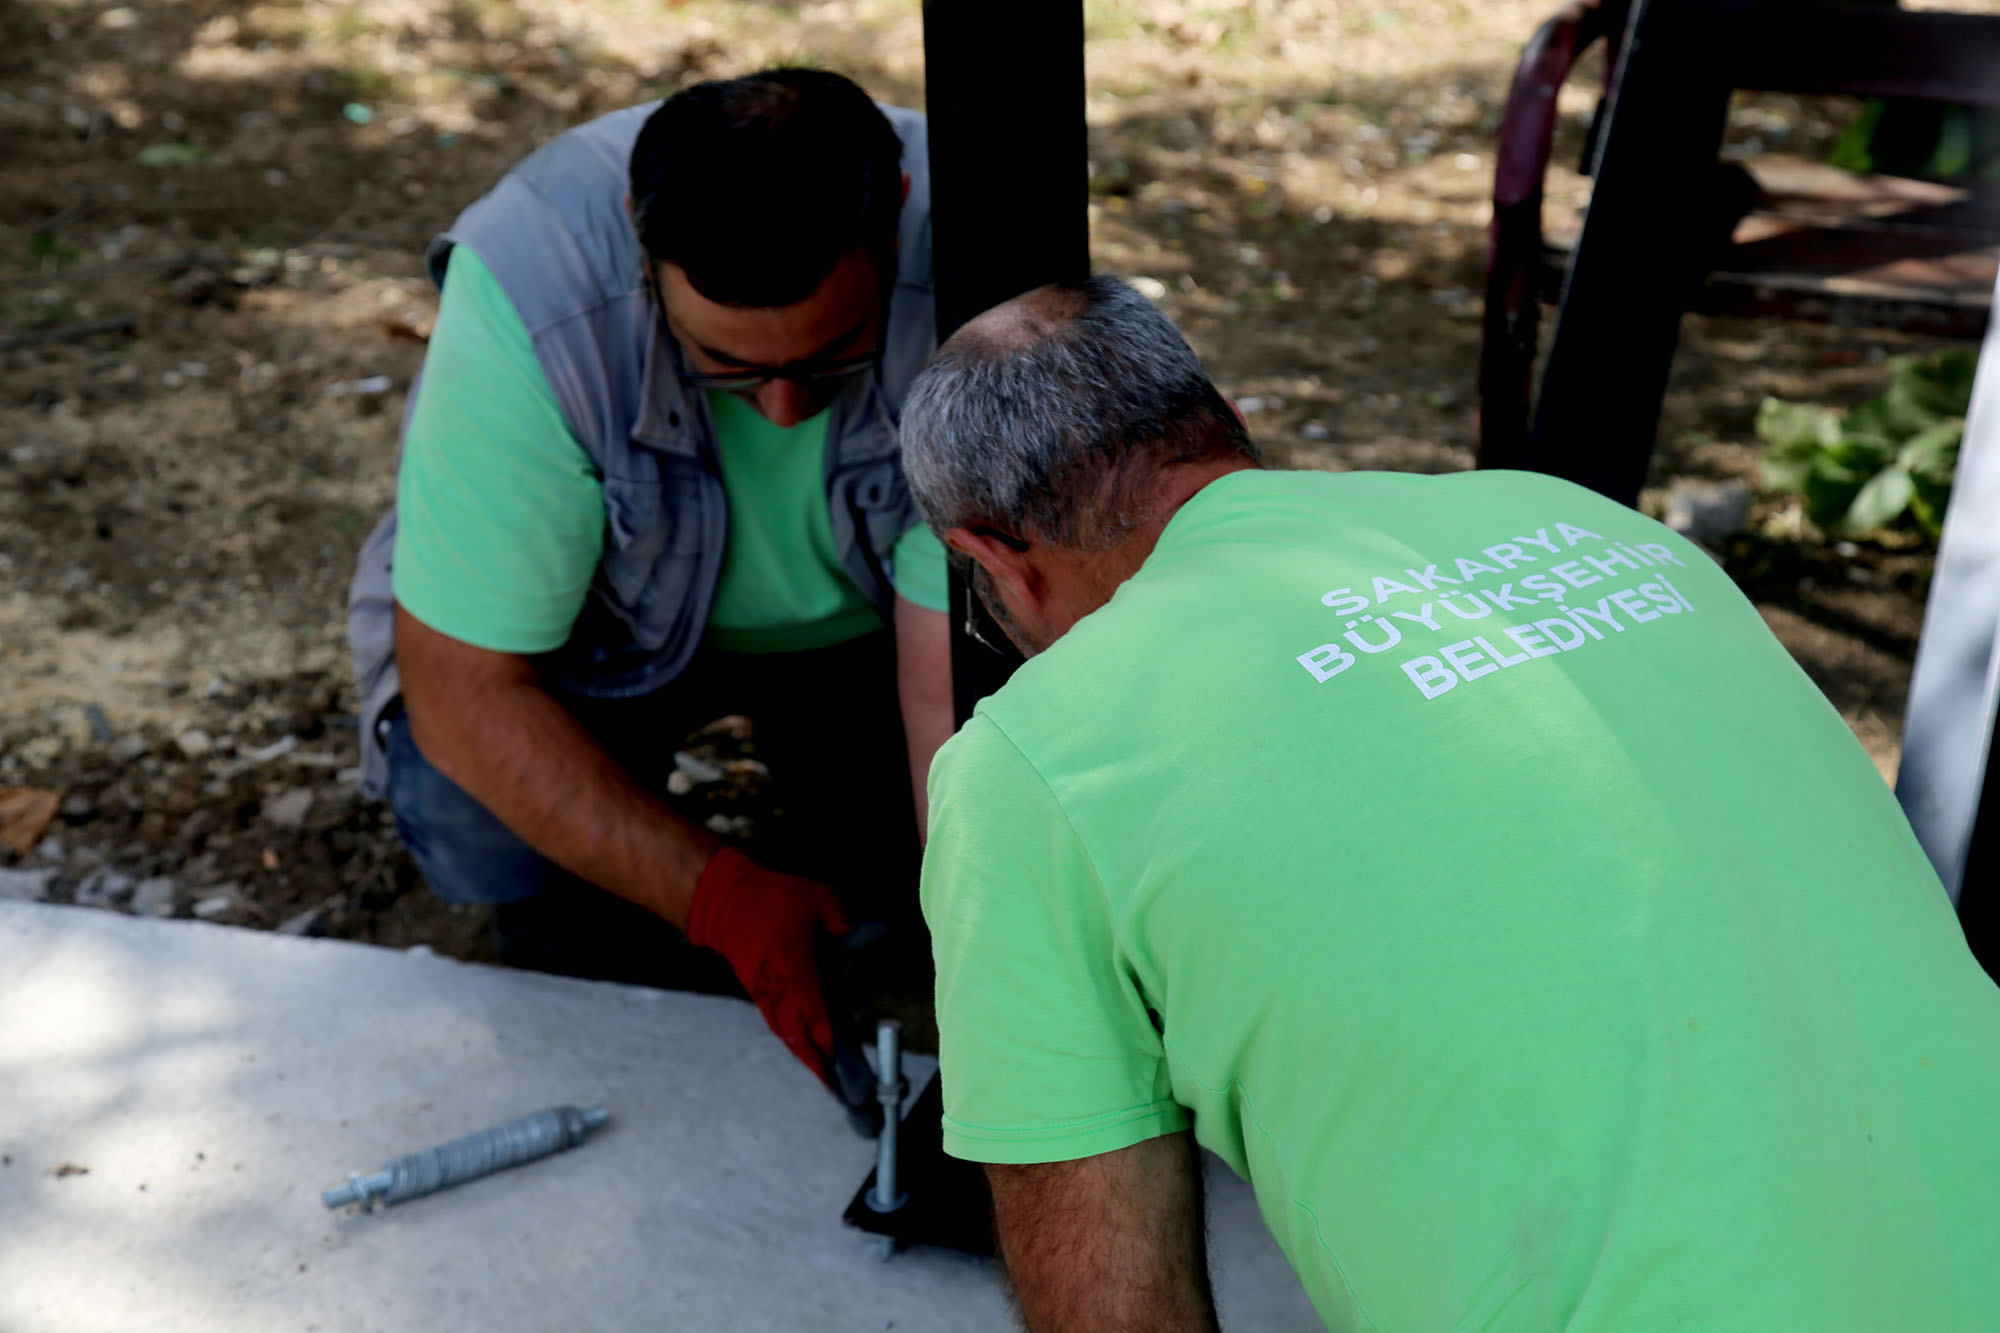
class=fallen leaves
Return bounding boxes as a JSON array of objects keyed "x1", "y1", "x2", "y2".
[{"x1": 0, "y1": 788, "x2": 63, "y2": 856}]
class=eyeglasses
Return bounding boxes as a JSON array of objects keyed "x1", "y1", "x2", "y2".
[
  {"x1": 677, "y1": 350, "x2": 883, "y2": 394},
  {"x1": 641, "y1": 258, "x2": 888, "y2": 395},
  {"x1": 948, "y1": 543, "x2": 1020, "y2": 658}
]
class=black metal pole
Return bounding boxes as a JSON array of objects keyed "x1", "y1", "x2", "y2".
[
  {"x1": 842, "y1": 3, "x2": 1090, "y2": 1258},
  {"x1": 1528, "y1": 0, "x2": 1734, "y2": 505},
  {"x1": 923, "y1": 0, "x2": 1091, "y2": 724},
  {"x1": 1957, "y1": 710, "x2": 2000, "y2": 980}
]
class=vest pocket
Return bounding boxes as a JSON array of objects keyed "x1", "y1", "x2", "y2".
[{"x1": 598, "y1": 471, "x2": 708, "y2": 650}]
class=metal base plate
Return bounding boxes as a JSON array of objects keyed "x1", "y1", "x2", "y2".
[{"x1": 841, "y1": 1072, "x2": 994, "y2": 1256}]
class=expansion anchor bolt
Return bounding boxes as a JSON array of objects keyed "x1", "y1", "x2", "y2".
[
  {"x1": 322, "y1": 1104, "x2": 610, "y2": 1212},
  {"x1": 867, "y1": 1020, "x2": 909, "y2": 1219}
]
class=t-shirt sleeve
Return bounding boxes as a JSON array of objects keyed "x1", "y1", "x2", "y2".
[
  {"x1": 889, "y1": 520, "x2": 948, "y2": 614},
  {"x1": 922, "y1": 714, "x2": 1190, "y2": 1165},
  {"x1": 391, "y1": 247, "x2": 605, "y2": 653}
]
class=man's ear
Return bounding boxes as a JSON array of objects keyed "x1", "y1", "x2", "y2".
[{"x1": 945, "y1": 526, "x2": 1044, "y2": 616}]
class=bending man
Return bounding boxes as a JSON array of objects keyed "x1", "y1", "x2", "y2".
[
  {"x1": 902, "y1": 277, "x2": 2000, "y2": 1330},
  {"x1": 347, "y1": 70, "x2": 952, "y2": 1095}
]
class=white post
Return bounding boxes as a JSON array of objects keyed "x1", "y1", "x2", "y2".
[{"x1": 1898, "y1": 270, "x2": 2000, "y2": 904}]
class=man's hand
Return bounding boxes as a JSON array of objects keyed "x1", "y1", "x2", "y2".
[
  {"x1": 685, "y1": 846, "x2": 852, "y2": 1084},
  {"x1": 987, "y1": 1132, "x2": 1218, "y2": 1333}
]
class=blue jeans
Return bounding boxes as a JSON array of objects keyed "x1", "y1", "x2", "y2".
[{"x1": 382, "y1": 632, "x2": 919, "y2": 985}]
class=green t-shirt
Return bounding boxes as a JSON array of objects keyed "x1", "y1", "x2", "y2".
[
  {"x1": 923, "y1": 467, "x2": 2000, "y2": 1330},
  {"x1": 391, "y1": 248, "x2": 946, "y2": 656}
]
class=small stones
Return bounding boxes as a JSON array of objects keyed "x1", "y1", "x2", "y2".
[
  {"x1": 73, "y1": 869, "x2": 135, "y2": 908},
  {"x1": 672, "y1": 751, "x2": 726, "y2": 784},
  {"x1": 0, "y1": 867, "x2": 59, "y2": 902},
  {"x1": 130, "y1": 876, "x2": 180, "y2": 917},
  {"x1": 261, "y1": 787, "x2": 314, "y2": 829},
  {"x1": 276, "y1": 905, "x2": 328, "y2": 937},
  {"x1": 174, "y1": 729, "x2": 213, "y2": 759},
  {"x1": 59, "y1": 793, "x2": 98, "y2": 824},
  {"x1": 192, "y1": 894, "x2": 234, "y2": 919},
  {"x1": 1663, "y1": 479, "x2": 1752, "y2": 544}
]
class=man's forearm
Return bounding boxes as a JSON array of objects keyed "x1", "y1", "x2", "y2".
[
  {"x1": 894, "y1": 597, "x2": 954, "y2": 839},
  {"x1": 398, "y1": 611, "x2": 718, "y2": 926},
  {"x1": 988, "y1": 1133, "x2": 1219, "y2": 1333}
]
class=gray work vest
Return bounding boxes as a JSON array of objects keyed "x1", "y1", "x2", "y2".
[{"x1": 346, "y1": 103, "x2": 935, "y2": 798}]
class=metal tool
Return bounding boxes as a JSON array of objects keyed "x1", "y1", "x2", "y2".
[
  {"x1": 818, "y1": 921, "x2": 891, "y2": 1139},
  {"x1": 868, "y1": 1020, "x2": 909, "y2": 1214},
  {"x1": 323, "y1": 1104, "x2": 609, "y2": 1212},
  {"x1": 842, "y1": 1071, "x2": 996, "y2": 1258}
]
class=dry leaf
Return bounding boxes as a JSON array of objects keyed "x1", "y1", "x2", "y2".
[
  {"x1": 381, "y1": 315, "x2": 431, "y2": 344},
  {"x1": 0, "y1": 788, "x2": 63, "y2": 856}
]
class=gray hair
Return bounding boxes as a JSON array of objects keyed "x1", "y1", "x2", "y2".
[{"x1": 898, "y1": 275, "x2": 1258, "y2": 549}]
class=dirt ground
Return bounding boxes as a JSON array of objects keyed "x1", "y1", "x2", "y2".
[{"x1": 0, "y1": 0, "x2": 1983, "y2": 977}]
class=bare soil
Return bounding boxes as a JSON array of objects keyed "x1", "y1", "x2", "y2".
[{"x1": 2, "y1": 0, "x2": 1981, "y2": 969}]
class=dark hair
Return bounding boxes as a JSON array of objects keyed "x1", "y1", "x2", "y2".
[
  {"x1": 628, "y1": 68, "x2": 905, "y2": 308},
  {"x1": 901, "y1": 276, "x2": 1260, "y2": 549}
]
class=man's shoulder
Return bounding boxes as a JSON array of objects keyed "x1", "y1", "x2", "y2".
[
  {"x1": 435, "y1": 108, "x2": 657, "y2": 331},
  {"x1": 927, "y1": 709, "x2": 1066, "y2": 838}
]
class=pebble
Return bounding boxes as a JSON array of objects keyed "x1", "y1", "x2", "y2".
[
  {"x1": 704, "y1": 813, "x2": 753, "y2": 839},
  {"x1": 59, "y1": 793, "x2": 97, "y2": 823},
  {"x1": 244, "y1": 735, "x2": 299, "y2": 765},
  {"x1": 324, "y1": 375, "x2": 393, "y2": 398},
  {"x1": 175, "y1": 729, "x2": 213, "y2": 759},
  {"x1": 0, "y1": 867, "x2": 58, "y2": 902},
  {"x1": 192, "y1": 895, "x2": 234, "y2": 919},
  {"x1": 1299, "y1": 420, "x2": 1330, "y2": 441},
  {"x1": 34, "y1": 836, "x2": 63, "y2": 862},
  {"x1": 666, "y1": 771, "x2": 695, "y2": 797},
  {"x1": 130, "y1": 877, "x2": 180, "y2": 917},
  {"x1": 276, "y1": 906, "x2": 327, "y2": 937},
  {"x1": 74, "y1": 870, "x2": 135, "y2": 908},
  {"x1": 1663, "y1": 479, "x2": 1752, "y2": 543},
  {"x1": 673, "y1": 751, "x2": 726, "y2": 784},
  {"x1": 262, "y1": 788, "x2": 315, "y2": 829}
]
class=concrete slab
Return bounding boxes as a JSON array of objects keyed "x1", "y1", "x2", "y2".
[{"x1": 0, "y1": 902, "x2": 1320, "y2": 1331}]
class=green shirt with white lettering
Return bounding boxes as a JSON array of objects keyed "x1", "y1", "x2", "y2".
[
  {"x1": 391, "y1": 247, "x2": 946, "y2": 656},
  {"x1": 924, "y1": 466, "x2": 2000, "y2": 1330}
]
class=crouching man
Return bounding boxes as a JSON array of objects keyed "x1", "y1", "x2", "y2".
[{"x1": 899, "y1": 277, "x2": 2000, "y2": 1331}]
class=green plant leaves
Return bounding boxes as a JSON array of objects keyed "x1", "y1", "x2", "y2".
[
  {"x1": 1894, "y1": 350, "x2": 1978, "y2": 418},
  {"x1": 1898, "y1": 418, "x2": 1963, "y2": 480},
  {"x1": 1756, "y1": 398, "x2": 1841, "y2": 491},
  {"x1": 1754, "y1": 349, "x2": 1976, "y2": 538},
  {"x1": 1845, "y1": 465, "x2": 1916, "y2": 533},
  {"x1": 136, "y1": 143, "x2": 210, "y2": 167}
]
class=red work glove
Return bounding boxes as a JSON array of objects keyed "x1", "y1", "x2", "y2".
[{"x1": 684, "y1": 846, "x2": 852, "y2": 1087}]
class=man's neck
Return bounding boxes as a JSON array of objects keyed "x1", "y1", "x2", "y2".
[{"x1": 1083, "y1": 457, "x2": 1262, "y2": 596}]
